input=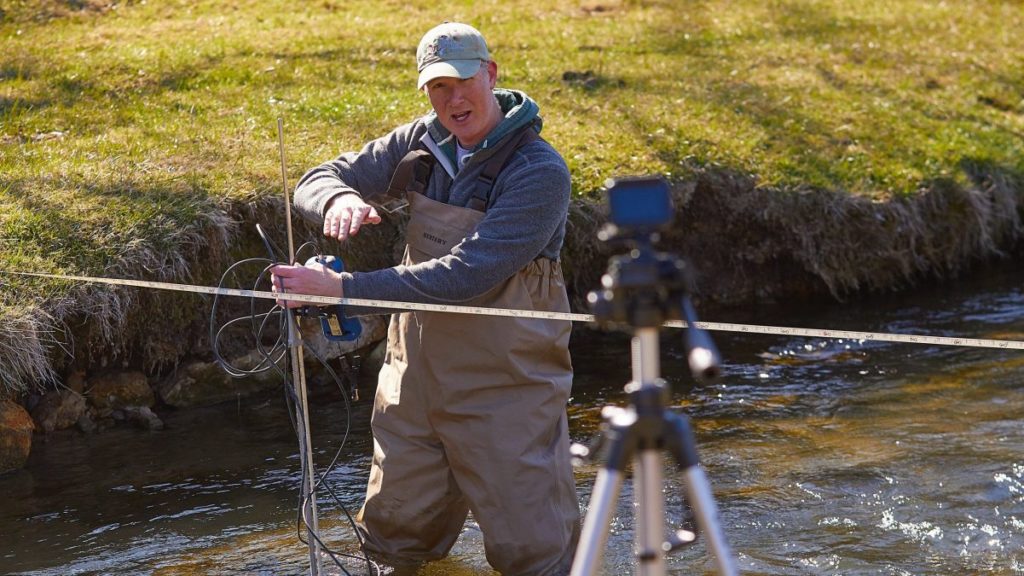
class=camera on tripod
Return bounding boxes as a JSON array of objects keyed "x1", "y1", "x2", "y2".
[
  {"x1": 602, "y1": 175, "x2": 674, "y2": 239},
  {"x1": 570, "y1": 175, "x2": 737, "y2": 576},
  {"x1": 587, "y1": 176, "x2": 720, "y2": 381}
]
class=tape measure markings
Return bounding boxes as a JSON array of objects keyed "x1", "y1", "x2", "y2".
[{"x1": 4, "y1": 270, "x2": 1023, "y2": 351}]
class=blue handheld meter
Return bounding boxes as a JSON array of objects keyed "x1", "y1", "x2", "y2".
[{"x1": 304, "y1": 255, "x2": 362, "y2": 342}]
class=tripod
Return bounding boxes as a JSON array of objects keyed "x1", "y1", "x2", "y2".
[{"x1": 570, "y1": 181, "x2": 738, "y2": 576}]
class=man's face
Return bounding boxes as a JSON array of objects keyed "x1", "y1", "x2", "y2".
[{"x1": 424, "y1": 60, "x2": 500, "y2": 149}]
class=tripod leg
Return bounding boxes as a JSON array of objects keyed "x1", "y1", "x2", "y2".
[
  {"x1": 572, "y1": 410, "x2": 637, "y2": 576},
  {"x1": 635, "y1": 450, "x2": 666, "y2": 576},
  {"x1": 666, "y1": 414, "x2": 738, "y2": 576},
  {"x1": 571, "y1": 468, "x2": 625, "y2": 576},
  {"x1": 683, "y1": 466, "x2": 736, "y2": 576}
]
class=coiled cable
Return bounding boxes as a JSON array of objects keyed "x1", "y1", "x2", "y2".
[{"x1": 208, "y1": 227, "x2": 380, "y2": 575}]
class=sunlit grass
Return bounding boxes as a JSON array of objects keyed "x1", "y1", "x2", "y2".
[
  {"x1": 0, "y1": 0, "x2": 1021, "y2": 391},
  {"x1": 2, "y1": 1, "x2": 1021, "y2": 202}
]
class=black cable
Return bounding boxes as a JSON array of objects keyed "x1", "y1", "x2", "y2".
[{"x1": 209, "y1": 233, "x2": 381, "y2": 575}]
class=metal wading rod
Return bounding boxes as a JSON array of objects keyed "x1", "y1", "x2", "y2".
[
  {"x1": 278, "y1": 117, "x2": 322, "y2": 576},
  {"x1": 4, "y1": 270, "x2": 1024, "y2": 352}
]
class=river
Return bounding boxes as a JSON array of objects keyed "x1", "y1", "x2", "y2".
[{"x1": 3, "y1": 264, "x2": 1023, "y2": 575}]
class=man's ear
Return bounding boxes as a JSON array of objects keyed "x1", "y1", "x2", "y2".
[{"x1": 486, "y1": 60, "x2": 498, "y2": 89}]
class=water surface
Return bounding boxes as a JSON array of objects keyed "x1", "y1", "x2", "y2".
[{"x1": 3, "y1": 266, "x2": 1023, "y2": 575}]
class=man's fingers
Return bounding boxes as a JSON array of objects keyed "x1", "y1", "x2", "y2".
[
  {"x1": 366, "y1": 206, "x2": 382, "y2": 224},
  {"x1": 355, "y1": 206, "x2": 381, "y2": 225},
  {"x1": 323, "y1": 201, "x2": 381, "y2": 241},
  {"x1": 349, "y1": 206, "x2": 382, "y2": 235},
  {"x1": 323, "y1": 210, "x2": 351, "y2": 241},
  {"x1": 270, "y1": 267, "x2": 296, "y2": 308},
  {"x1": 350, "y1": 210, "x2": 365, "y2": 235},
  {"x1": 277, "y1": 295, "x2": 305, "y2": 309},
  {"x1": 270, "y1": 265, "x2": 320, "y2": 308}
]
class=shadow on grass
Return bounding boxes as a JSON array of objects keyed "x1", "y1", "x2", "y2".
[
  {"x1": 0, "y1": 173, "x2": 223, "y2": 273},
  {"x1": 0, "y1": 0, "x2": 116, "y2": 23},
  {"x1": 650, "y1": 1, "x2": 880, "y2": 57},
  {"x1": 959, "y1": 157, "x2": 1024, "y2": 199},
  {"x1": 0, "y1": 96, "x2": 52, "y2": 120}
]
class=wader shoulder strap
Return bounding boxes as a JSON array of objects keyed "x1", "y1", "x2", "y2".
[
  {"x1": 379, "y1": 148, "x2": 433, "y2": 213},
  {"x1": 387, "y1": 123, "x2": 543, "y2": 212},
  {"x1": 466, "y1": 123, "x2": 542, "y2": 212},
  {"x1": 386, "y1": 148, "x2": 434, "y2": 197}
]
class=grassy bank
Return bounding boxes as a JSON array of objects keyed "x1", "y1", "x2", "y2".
[{"x1": 1, "y1": 0, "x2": 1023, "y2": 393}]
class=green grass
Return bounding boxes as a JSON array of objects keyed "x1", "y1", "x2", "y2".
[
  {"x1": 3, "y1": 1, "x2": 1021, "y2": 198},
  {"x1": 1, "y1": 0, "x2": 1022, "y2": 392}
]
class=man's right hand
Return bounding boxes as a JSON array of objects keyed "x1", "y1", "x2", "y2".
[{"x1": 323, "y1": 193, "x2": 382, "y2": 241}]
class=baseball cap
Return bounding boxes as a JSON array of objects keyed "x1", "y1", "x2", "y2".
[{"x1": 416, "y1": 22, "x2": 490, "y2": 89}]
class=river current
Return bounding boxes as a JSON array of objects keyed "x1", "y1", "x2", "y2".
[{"x1": 3, "y1": 264, "x2": 1023, "y2": 575}]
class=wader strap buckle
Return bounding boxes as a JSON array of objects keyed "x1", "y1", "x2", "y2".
[{"x1": 381, "y1": 148, "x2": 435, "y2": 213}]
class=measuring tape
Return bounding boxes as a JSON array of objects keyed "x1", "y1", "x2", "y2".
[{"x1": 5, "y1": 270, "x2": 1024, "y2": 351}]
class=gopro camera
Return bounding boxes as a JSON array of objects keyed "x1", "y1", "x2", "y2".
[{"x1": 606, "y1": 175, "x2": 673, "y2": 234}]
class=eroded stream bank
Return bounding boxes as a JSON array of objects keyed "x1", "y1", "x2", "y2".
[{"x1": 2, "y1": 168, "x2": 1023, "y2": 473}]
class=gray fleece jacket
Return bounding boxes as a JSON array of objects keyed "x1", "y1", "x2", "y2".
[{"x1": 293, "y1": 89, "x2": 571, "y2": 307}]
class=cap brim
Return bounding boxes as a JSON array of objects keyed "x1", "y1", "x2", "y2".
[{"x1": 417, "y1": 59, "x2": 483, "y2": 89}]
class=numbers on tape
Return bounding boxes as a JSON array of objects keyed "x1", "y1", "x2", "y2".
[{"x1": 5, "y1": 270, "x2": 1024, "y2": 351}]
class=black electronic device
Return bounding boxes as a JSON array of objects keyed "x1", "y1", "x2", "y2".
[
  {"x1": 302, "y1": 255, "x2": 362, "y2": 342},
  {"x1": 605, "y1": 175, "x2": 673, "y2": 234}
]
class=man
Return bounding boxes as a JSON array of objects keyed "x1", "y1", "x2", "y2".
[{"x1": 271, "y1": 22, "x2": 579, "y2": 575}]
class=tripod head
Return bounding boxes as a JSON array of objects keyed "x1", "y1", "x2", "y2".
[{"x1": 586, "y1": 176, "x2": 721, "y2": 382}]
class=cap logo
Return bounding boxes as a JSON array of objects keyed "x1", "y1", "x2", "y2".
[
  {"x1": 421, "y1": 35, "x2": 470, "y2": 67},
  {"x1": 432, "y1": 35, "x2": 453, "y2": 57}
]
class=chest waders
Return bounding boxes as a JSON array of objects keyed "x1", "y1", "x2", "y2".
[{"x1": 356, "y1": 132, "x2": 581, "y2": 576}]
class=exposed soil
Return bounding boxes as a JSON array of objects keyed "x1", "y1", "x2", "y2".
[
  {"x1": 565, "y1": 165, "x2": 1023, "y2": 314},
  {"x1": 3, "y1": 164, "x2": 1023, "y2": 396}
]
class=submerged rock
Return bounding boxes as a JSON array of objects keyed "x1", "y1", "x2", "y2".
[
  {"x1": 156, "y1": 357, "x2": 281, "y2": 409},
  {"x1": 122, "y1": 406, "x2": 164, "y2": 431},
  {"x1": 87, "y1": 371, "x2": 155, "y2": 416},
  {"x1": 76, "y1": 413, "x2": 97, "y2": 434},
  {"x1": 30, "y1": 389, "x2": 87, "y2": 433}
]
